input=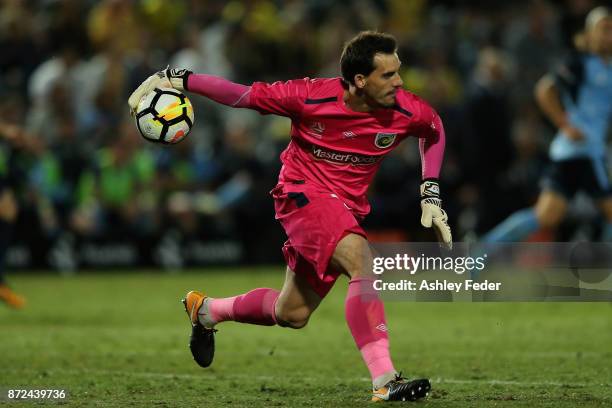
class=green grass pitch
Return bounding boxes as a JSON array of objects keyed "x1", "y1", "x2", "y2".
[{"x1": 1, "y1": 268, "x2": 611, "y2": 407}]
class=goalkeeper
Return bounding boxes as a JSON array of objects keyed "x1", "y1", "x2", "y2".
[{"x1": 129, "y1": 31, "x2": 451, "y2": 402}]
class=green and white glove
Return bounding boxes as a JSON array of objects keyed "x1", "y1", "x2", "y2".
[
  {"x1": 420, "y1": 179, "x2": 452, "y2": 250},
  {"x1": 127, "y1": 67, "x2": 192, "y2": 114}
]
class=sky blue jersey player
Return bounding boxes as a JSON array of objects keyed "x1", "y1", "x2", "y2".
[{"x1": 484, "y1": 6, "x2": 612, "y2": 243}]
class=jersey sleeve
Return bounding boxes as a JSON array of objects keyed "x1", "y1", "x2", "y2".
[
  {"x1": 415, "y1": 102, "x2": 445, "y2": 180},
  {"x1": 248, "y1": 78, "x2": 310, "y2": 117},
  {"x1": 186, "y1": 74, "x2": 252, "y2": 108}
]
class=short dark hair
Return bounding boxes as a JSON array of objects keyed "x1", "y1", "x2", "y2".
[{"x1": 340, "y1": 31, "x2": 397, "y2": 85}]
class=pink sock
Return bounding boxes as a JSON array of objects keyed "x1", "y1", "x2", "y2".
[
  {"x1": 345, "y1": 278, "x2": 396, "y2": 382},
  {"x1": 208, "y1": 288, "x2": 279, "y2": 326},
  {"x1": 207, "y1": 296, "x2": 237, "y2": 323}
]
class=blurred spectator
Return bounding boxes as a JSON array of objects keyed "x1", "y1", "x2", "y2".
[
  {"x1": 0, "y1": 1, "x2": 44, "y2": 95},
  {"x1": 559, "y1": 0, "x2": 598, "y2": 46},
  {"x1": 26, "y1": 44, "x2": 95, "y2": 142},
  {"x1": 498, "y1": 113, "x2": 550, "y2": 214},
  {"x1": 459, "y1": 47, "x2": 515, "y2": 233},
  {"x1": 30, "y1": 113, "x2": 89, "y2": 237},
  {"x1": 72, "y1": 121, "x2": 158, "y2": 241},
  {"x1": 87, "y1": 0, "x2": 143, "y2": 54},
  {"x1": 504, "y1": 0, "x2": 562, "y2": 102}
]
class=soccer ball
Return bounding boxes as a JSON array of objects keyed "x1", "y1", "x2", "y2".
[{"x1": 135, "y1": 87, "x2": 194, "y2": 144}]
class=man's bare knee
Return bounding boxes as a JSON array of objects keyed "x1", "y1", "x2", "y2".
[
  {"x1": 275, "y1": 306, "x2": 310, "y2": 329},
  {"x1": 274, "y1": 267, "x2": 321, "y2": 329},
  {"x1": 277, "y1": 317, "x2": 309, "y2": 329}
]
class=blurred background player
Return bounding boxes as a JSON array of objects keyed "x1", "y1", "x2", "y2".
[
  {"x1": 129, "y1": 31, "x2": 451, "y2": 402},
  {"x1": 0, "y1": 121, "x2": 43, "y2": 308},
  {"x1": 482, "y1": 6, "x2": 612, "y2": 244}
]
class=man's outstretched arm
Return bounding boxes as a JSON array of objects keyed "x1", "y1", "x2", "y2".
[
  {"x1": 128, "y1": 68, "x2": 252, "y2": 112},
  {"x1": 128, "y1": 68, "x2": 306, "y2": 117},
  {"x1": 418, "y1": 112, "x2": 452, "y2": 250},
  {"x1": 186, "y1": 73, "x2": 252, "y2": 107}
]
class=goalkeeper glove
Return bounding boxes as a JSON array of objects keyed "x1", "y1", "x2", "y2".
[
  {"x1": 420, "y1": 179, "x2": 453, "y2": 250},
  {"x1": 127, "y1": 67, "x2": 192, "y2": 114}
]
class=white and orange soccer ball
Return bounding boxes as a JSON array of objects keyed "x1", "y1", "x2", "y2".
[{"x1": 135, "y1": 87, "x2": 194, "y2": 144}]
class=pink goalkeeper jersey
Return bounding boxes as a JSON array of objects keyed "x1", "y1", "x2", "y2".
[{"x1": 248, "y1": 77, "x2": 444, "y2": 218}]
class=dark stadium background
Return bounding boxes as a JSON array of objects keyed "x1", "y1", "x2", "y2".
[{"x1": 1, "y1": 0, "x2": 610, "y2": 272}]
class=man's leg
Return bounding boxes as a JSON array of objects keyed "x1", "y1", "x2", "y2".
[
  {"x1": 330, "y1": 234, "x2": 395, "y2": 388},
  {"x1": 482, "y1": 191, "x2": 568, "y2": 243},
  {"x1": 182, "y1": 266, "x2": 322, "y2": 368},
  {"x1": 197, "y1": 267, "x2": 322, "y2": 329},
  {"x1": 330, "y1": 233, "x2": 429, "y2": 401},
  {"x1": 597, "y1": 196, "x2": 612, "y2": 241}
]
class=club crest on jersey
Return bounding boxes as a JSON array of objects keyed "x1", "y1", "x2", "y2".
[{"x1": 374, "y1": 132, "x2": 397, "y2": 149}]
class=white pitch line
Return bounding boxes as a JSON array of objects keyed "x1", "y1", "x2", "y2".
[
  {"x1": 9, "y1": 349, "x2": 607, "y2": 358},
  {"x1": 2, "y1": 368, "x2": 609, "y2": 388},
  {"x1": 432, "y1": 378, "x2": 605, "y2": 387}
]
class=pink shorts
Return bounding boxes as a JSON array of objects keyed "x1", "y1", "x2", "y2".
[{"x1": 271, "y1": 182, "x2": 366, "y2": 298}]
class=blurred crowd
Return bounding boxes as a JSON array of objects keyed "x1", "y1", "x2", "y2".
[{"x1": 0, "y1": 0, "x2": 609, "y2": 269}]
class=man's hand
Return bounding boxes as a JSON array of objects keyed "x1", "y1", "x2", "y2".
[
  {"x1": 420, "y1": 179, "x2": 452, "y2": 250},
  {"x1": 127, "y1": 67, "x2": 192, "y2": 114}
]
